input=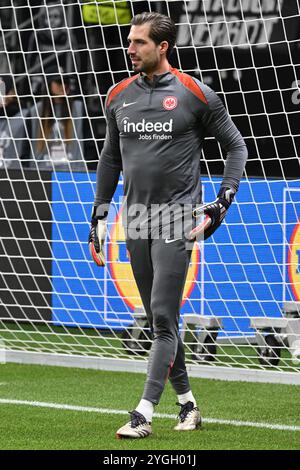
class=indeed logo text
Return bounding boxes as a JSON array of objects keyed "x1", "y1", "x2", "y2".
[{"x1": 123, "y1": 118, "x2": 173, "y2": 133}]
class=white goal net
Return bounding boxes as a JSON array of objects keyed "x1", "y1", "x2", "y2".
[{"x1": 0, "y1": 0, "x2": 300, "y2": 382}]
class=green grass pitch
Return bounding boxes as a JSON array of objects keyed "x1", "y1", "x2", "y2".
[{"x1": 0, "y1": 363, "x2": 300, "y2": 450}]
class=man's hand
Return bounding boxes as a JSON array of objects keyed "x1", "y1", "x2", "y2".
[
  {"x1": 189, "y1": 187, "x2": 236, "y2": 241},
  {"x1": 89, "y1": 213, "x2": 107, "y2": 267}
]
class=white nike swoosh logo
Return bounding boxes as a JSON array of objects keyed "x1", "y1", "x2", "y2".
[
  {"x1": 165, "y1": 238, "x2": 181, "y2": 244},
  {"x1": 123, "y1": 101, "x2": 137, "y2": 108}
]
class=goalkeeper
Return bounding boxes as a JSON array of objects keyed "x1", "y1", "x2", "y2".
[{"x1": 89, "y1": 12, "x2": 247, "y2": 439}]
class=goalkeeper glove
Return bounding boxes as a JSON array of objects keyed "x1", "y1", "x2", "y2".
[
  {"x1": 189, "y1": 187, "x2": 236, "y2": 241},
  {"x1": 89, "y1": 206, "x2": 107, "y2": 267}
]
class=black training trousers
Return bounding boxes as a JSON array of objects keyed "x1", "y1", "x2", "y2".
[{"x1": 126, "y1": 236, "x2": 193, "y2": 405}]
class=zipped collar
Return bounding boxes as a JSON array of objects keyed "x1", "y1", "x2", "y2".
[{"x1": 137, "y1": 66, "x2": 175, "y2": 89}]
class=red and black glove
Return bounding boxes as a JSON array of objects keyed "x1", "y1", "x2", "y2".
[{"x1": 189, "y1": 187, "x2": 236, "y2": 241}]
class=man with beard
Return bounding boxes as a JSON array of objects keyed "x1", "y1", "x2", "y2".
[{"x1": 89, "y1": 12, "x2": 248, "y2": 439}]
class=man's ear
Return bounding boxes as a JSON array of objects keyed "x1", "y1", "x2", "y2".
[{"x1": 159, "y1": 41, "x2": 169, "y2": 55}]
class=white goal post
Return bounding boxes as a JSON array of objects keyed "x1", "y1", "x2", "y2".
[{"x1": 0, "y1": 0, "x2": 300, "y2": 384}]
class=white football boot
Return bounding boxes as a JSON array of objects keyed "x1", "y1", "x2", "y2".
[
  {"x1": 116, "y1": 410, "x2": 152, "y2": 439},
  {"x1": 174, "y1": 401, "x2": 201, "y2": 431}
]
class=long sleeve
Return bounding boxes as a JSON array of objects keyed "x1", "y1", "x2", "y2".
[
  {"x1": 93, "y1": 104, "x2": 122, "y2": 215},
  {"x1": 200, "y1": 83, "x2": 248, "y2": 192}
]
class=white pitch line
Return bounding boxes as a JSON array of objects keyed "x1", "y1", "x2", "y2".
[{"x1": 0, "y1": 398, "x2": 300, "y2": 433}]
